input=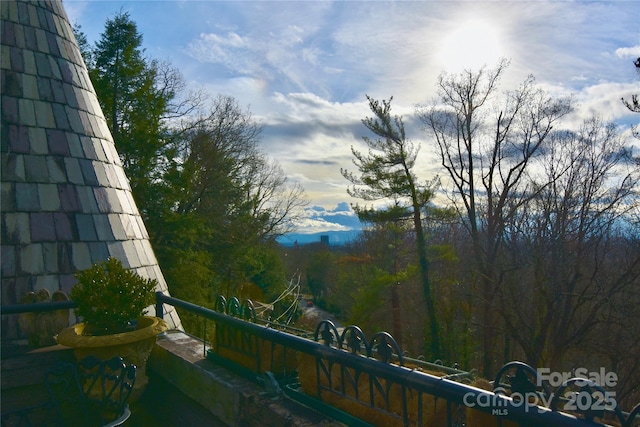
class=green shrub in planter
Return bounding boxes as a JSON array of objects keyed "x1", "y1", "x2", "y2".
[{"x1": 71, "y1": 258, "x2": 157, "y2": 335}]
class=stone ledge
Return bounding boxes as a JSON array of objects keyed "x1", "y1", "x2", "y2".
[{"x1": 149, "y1": 330, "x2": 344, "y2": 427}]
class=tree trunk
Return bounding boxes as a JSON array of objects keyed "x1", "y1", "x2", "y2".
[
  {"x1": 415, "y1": 212, "x2": 440, "y2": 359},
  {"x1": 391, "y1": 282, "x2": 403, "y2": 348}
]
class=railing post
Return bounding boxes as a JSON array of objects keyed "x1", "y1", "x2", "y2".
[{"x1": 155, "y1": 292, "x2": 164, "y2": 320}]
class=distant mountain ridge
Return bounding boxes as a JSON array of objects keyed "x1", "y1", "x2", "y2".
[{"x1": 277, "y1": 230, "x2": 361, "y2": 246}]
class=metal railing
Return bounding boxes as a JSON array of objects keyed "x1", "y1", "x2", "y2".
[
  {"x1": 154, "y1": 293, "x2": 640, "y2": 427},
  {"x1": 3, "y1": 294, "x2": 639, "y2": 427},
  {"x1": 1, "y1": 300, "x2": 76, "y2": 314}
]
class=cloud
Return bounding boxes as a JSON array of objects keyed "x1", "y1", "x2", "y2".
[
  {"x1": 564, "y1": 81, "x2": 640, "y2": 129},
  {"x1": 615, "y1": 46, "x2": 640, "y2": 58},
  {"x1": 72, "y1": 0, "x2": 640, "y2": 234},
  {"x1": 254, "y1": 92, "x2": 370, "y2": 203},
  {"x1": 294, "y1": 203, "x2": 361, "y2": 234},
  {"x1": 297, "y1": 159, "x2": 339, "y2": 166},
  {"x1": 188, "y1": 32, "x2": 262, "y2": 76},
  {"x1": 184, "y1": 3, "x2": 348, "y2": 99}
]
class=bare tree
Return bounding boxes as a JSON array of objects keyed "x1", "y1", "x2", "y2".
[
  {"x1": 503, "y1": 117, "x2": 640, "y2": 368},
  {"x1": 155, "y1": 95, "x2": 307, "y2": 304},
  {"x1": 241, "y1": 154, "x2": 308, "y2": 239},
  {"x1": 418, "y1": 60, "x2": 573, "y2": 375},
  {"x1": 175, "y1": 95, "x2": 307, "y2": 240}
]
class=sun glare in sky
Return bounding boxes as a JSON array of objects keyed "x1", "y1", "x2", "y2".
[{"x1": 437, "y1": 19, "x2": 504, "y2": 72}]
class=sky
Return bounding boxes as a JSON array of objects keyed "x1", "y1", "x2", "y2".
[{"x1": 64, "y1": 0, "x2": 640, "y2": 236}]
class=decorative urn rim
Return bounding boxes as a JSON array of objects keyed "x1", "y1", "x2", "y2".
[{"x1": 56, "y1": 316, "x2": 168, "y2": 348}]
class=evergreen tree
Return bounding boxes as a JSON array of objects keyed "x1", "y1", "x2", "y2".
[
  {"x1": 76, "y1": 14, "x2": 306, "y2": 334},
  {"x1": 342, "y1": 96, "x2": 440, "y2": 358},
  {"x1": 72, "y1": 22, "x2": 93, "y2": 70},
  {"x1": 89, "y1": 11, "x2": 170, "y2": 215}
]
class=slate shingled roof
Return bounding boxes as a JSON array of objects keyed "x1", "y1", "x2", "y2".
[{"x1": 1, "y1": 0, "x2": 182, "y2": 338}]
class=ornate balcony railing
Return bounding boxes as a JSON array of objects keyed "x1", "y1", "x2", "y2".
[
  {"x1": 154, "y1": 293, "x2": 640, "y2": 427},
  {"x1": 3, "y1": 293, "x2": 639, "y2": 427}
]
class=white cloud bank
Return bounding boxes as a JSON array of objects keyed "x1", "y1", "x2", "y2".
[{"x1": 295, "y1": 202, "x2": 361, "y2": 234}]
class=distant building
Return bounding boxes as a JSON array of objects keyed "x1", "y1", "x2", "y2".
[{"x1": 320, "y1": 235, "x2": 329, "y2": 245}]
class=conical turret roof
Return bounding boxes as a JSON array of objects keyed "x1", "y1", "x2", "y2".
[{"x1": 1, "y1": 0, "x2": 182, "y2": 337}]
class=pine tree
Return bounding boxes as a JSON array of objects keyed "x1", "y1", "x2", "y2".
[
  {"x1": 90, "y1": 12, "x2": 168, "y2": 213},
  {"x1": 342, "y1": 96, "x2": 440, "y2": 358}
]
